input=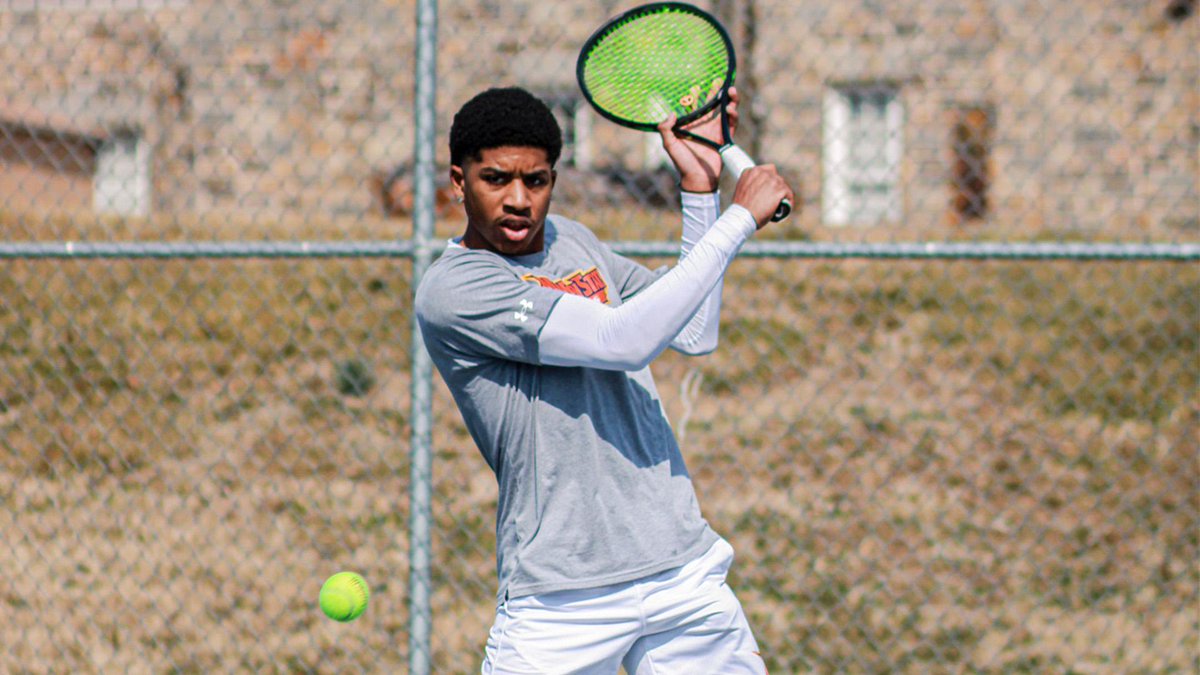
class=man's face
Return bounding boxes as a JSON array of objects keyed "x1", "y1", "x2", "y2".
[{"x1": 452, "y1": 146, "x2": 555, "y2": 256}]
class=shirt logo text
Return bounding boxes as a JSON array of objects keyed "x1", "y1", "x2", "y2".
[{"x1": 522, "y1": 267, "x2": 610, "y2": 304}]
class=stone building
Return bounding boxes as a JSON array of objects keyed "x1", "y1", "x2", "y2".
[{"x1": 1, "y1": 0, "x2": 1195, "y2": 236}]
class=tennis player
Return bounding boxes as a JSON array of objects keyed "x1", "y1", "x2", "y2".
[{"x1": 415, "y1": 86, "x2": 792, "y2": 674}]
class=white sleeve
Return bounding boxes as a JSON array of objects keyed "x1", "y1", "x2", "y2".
[
  {"x1": 538, "y1": 205, "x2": 757, "y2": 371},
  {"x1": 671, "y1": 191, "x2": 723, "y2": 355}
]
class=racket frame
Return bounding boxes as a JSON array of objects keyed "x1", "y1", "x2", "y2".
[{"x1": 576, "y1": 1, "x2": 791, "y2": 221}]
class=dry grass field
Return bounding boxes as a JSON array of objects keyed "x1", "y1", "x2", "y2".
[{"x1": 1, "y1": 207, "x2": 1197, "y2": 673}]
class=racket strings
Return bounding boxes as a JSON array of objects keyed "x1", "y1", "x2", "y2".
[{"x1": 580, "y1": 10, "x2": 730, "y2": 126}]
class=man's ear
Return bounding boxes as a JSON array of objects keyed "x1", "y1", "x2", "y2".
[{"x1": 449, "y1": 165, "x2": 466, "y2": 201}]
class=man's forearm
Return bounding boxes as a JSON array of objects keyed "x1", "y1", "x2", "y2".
[
  {"x1": 671, "y1": 191, "x2": 724, "y2": 354},
  {"x1": 538, "y1": 204, "x2": 756, "y2": 371}
]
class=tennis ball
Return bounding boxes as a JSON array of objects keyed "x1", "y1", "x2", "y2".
[{"x1": 319, "y1": 571, "x2": 370, "y2": 622}]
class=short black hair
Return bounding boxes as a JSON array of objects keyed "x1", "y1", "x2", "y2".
[{"x1": 449, "y1": 87, "x2": 563, "y2": 167}]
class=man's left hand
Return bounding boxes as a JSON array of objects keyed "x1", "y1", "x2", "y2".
[{"x1": 656, "y1": 86, "x2": 740, "y2": 194}]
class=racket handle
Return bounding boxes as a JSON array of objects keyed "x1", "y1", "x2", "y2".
[
  {"x1": 772, "y1": 199, "x2": 792, "y2": 222},
  {"x1": 720, "y1": 145, "x2": 792, "y2": 222}
]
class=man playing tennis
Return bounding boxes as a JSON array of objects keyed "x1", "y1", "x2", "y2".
[{"x1": 415, "y1": 86, "x2": 792, "y2": 674}]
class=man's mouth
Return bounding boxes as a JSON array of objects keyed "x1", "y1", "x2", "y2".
[{"x1": 498, "y1": 219, "x2": 533, "y2": 241}]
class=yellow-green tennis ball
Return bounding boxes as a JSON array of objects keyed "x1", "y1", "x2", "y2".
[{"x1": 319, "y1": 572, "x2": 369, "y2": 622}]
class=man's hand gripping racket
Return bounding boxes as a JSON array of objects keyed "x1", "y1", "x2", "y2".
[{"x1": 577, "y1": 1, "x2": 794, "y2": 224}]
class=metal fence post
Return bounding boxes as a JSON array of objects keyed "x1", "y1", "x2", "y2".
[{"x1": 409, "y1": 0, "x2": 438, "y2": 672}]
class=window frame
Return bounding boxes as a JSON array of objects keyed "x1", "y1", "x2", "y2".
[
  {"x1": 823, "y1": 83, "x2": 904, "y2": 226},
  {"x1": 93, "y1": 130, "x2": 151, "y2": 216}
]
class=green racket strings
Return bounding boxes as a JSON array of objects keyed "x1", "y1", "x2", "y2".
[{"x1": 581, "y1": 8, "x2": 730, "y2": 127}]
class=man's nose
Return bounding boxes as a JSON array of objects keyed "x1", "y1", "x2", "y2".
[{"x1": 504, "y1": 181, "x2": 531, "y2": 212}]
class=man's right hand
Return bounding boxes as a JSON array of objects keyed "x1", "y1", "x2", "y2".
[{"x1": 731, "y1": 165, "x2": 794, "y2": 229}]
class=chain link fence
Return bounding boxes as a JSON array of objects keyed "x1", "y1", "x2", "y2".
[{"x1": 2, "y1": 0, "x2": 1197, "y2": 672}]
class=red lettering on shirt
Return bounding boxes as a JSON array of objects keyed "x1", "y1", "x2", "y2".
[{"x1": 522, "y1": 266, "x2": 610, "y2": 304}]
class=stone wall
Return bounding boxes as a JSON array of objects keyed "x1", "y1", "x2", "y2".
[{"x1": 758, "y1": 0, "x2": 1198, "y2": 234}]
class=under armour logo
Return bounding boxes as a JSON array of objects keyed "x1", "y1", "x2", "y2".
[{"x1": 514, "y1": 299, "x2": 533, "y2": 323}]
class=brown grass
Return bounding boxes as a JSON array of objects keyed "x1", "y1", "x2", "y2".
[{"x1": 0, "y1": 209, "x2": 1196, "y2": 673}]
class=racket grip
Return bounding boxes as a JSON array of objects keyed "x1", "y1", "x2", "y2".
[
  {"x1": 719, "y1": 144, "x2": 757, "y2": 177},
  {"x1": 773, "y1": 199, "x2": 792, "y2": 222},
  {"x1": 719, "y1": 145, "x2": 791, "y2": 222}
]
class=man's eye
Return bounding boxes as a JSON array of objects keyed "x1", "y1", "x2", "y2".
[
  {"x1": 526, "y1": 175, "x2": 548, "y2": 188},
  {"x1": 483, "y1": 174, "x2": 506, "y2": 185}
]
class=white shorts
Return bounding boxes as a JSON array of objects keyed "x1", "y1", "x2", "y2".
[{"x1": 481, "y1": 539, "x2": 767, "y2": 674}]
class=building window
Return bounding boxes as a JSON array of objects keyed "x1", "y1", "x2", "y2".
[
  {"x1": 1166, "y1": 0, "x2": 1195, "y2": 22},
  {"x1": 951, "y1": 105, "x2": 993, "y2": 223},
  {"x1": 93, "y1": 131, "x2": 150, "y2": 216},
  {"x1": 823, "y1": 84, "x2": 903, "y2": 225},
  {"x1": 0, "y1": 121, "x2": 99, "y2": 211}
]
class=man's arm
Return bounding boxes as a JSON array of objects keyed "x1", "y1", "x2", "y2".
[
  {"x1": 669, "y1": 190, "x2": 724, "y2": 355},
  {"x1": 537, "y1": 204, "x2": 757, "y2": 371},
  {"x1": 538, "y1": 83, "x2": 793, "y2": 372}
]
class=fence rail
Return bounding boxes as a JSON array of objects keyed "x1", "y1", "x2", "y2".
[{"x1": 3, "y1": 241, "x2": 1198, "y2": 260}]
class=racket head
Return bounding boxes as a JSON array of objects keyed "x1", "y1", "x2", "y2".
[{"x1": 576, "y1": 2, "x2": 736, "y2": 133}]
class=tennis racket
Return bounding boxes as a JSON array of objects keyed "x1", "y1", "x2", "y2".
[{"x1": 576, "y1": 1, "x2": 792, "y2": 222}]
